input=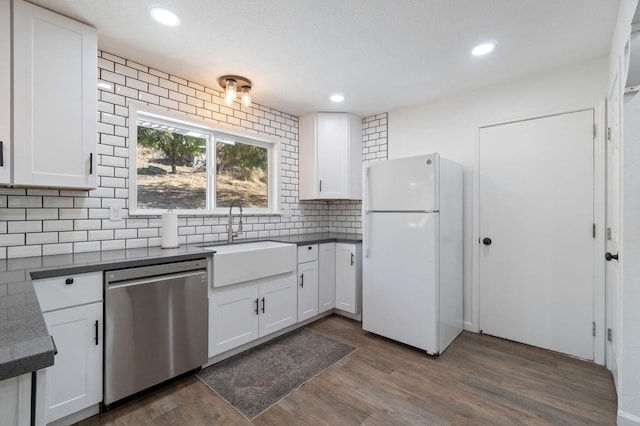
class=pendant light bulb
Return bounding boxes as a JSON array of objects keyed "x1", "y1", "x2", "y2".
[
  {"x1": 241, "y1": 87, "x2": 252, "y2": 107},
  {"x1": 224, "y1": 79, "x2": 237, "y2": 105}
]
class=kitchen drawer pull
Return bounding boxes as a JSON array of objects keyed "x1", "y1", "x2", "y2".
[
  {"x1": 261, "y1": 297, "x2": 265, "y2": 313},
  {"x1": 351, "y1": 253, "x2": 354, "y2": 266},
  {"x1": 254, "y1": 298, "x2": 259, "y2": 315},
  {"x1": 65, "y1": 278, "x2": 74, "y2": 285},
  {"x1": 0, "y1": 141, "x2": 3, "y2": 167},
  {"x1": 94, "y1": 320, "x2": 99, "y2": 345},
  {"x1": 89, "y1": 152, "x2": 93, "y2": 175},
  {"x1": 308, "y1": 246, "x2": 312, "y2": 250},
  {"x1": 300, "y1": 273, "x2": 304, "y2": 288},
  {"x1": 51, "y1": 335, "x2": 58, "y2": 356}
]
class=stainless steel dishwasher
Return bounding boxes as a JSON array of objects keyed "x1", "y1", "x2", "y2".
[{"x1": 104, "y1": 259, "x2": 208, "y2": 408}]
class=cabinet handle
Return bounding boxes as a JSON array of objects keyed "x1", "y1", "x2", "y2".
[
  {"x1": 351, "y1": 253, "x2": 354, "y2": 266},
  {"x1": 65, "y1": 278, "x2": 74, "y2": 285},
  {"x1": 319, "y1": 179, "x2": 322, "y2": 192},
  {"x1": 255, "y1": 298, "x2": 259, "y2": 315},
  {"x1": 0, "y1": 141, "x2": 3, "y2": 167},
  {"x1": 261, "y1": 297, "x2": 265, "y2": 313},
  {"x1": 94, "y1": 320, "x2": 99, "y2": 345},
  {"x1": 89, "y1": 152, "x2": 93, "y2": 175},
  {"x1": 308, "y1": 246, "x2": 312, "y2": 250},
  {"x1": 300, "y1": 273, "x2": 304, "y2": 288},
  {"x1": 51, "y1": 335, "x2": 58, "y2": 356}
]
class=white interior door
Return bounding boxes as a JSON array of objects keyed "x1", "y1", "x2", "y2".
[
  {"x1": 479, "y1": 110, "x2": 595, "y2": 360},
  {"x1": 606, "y1": 75, "x2": 621, "y2": 381}
]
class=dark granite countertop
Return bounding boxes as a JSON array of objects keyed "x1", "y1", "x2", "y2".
[{"x1": 0, "y1": 233, "x2": 361, "y2": 381}]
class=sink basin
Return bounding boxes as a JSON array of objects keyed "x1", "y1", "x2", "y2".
[{"x1": 204, "y1": 241, "x2": 296, "y2": 287}]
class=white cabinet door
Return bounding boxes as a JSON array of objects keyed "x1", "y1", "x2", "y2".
[
  {"x1": 12, "y1": 0, "x2": 97, "y2": 189},
  {"x1": 43, "y1": 302, "x2": 102, "y2": 423},
  {"x1": 317, "y1": 113, "x2": 350, "y2": 198},
  {"x1": 0, "y1": 0, "x2": 10, "y2": 185},
  {"x1": 318, "y1": 243, "x2": 336, "y2": 313},
  {"x1": 259, "y1": 273, "x2": 297, "y2": 337},
  {"x1": 0, "y1": 373, "x2": 31, "y2": 426},
  {"x1": 297, "y1": 260, "x2": 319, "y2": 322},
  {"x1": 299, "y1": 113, "x2": 362, "y2": 200},
  {"x1": 209, "y1": 284, "x2": 260, "y2": 357},
  {"x1": 336, "y1": 243, "x2": 358, "y2": 314}
]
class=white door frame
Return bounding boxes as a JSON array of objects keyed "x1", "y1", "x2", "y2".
[{"x1": 471, "y1": 104, "x2": 606, "y2": 365}]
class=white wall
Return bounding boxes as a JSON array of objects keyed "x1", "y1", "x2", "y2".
[
  {"x1": 609, "y1": 1, "x2": 640, "y2": 423},
  {"x1": 388, "y1": 56, "x2": 608, "y2": 329},
  {"x1": 620, "y1": 90, "x2": 640, "y2": 425}
]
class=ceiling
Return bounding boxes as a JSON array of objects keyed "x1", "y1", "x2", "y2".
[{"x1": 28, "y1": 0, "x2": 621, "y2": 117}]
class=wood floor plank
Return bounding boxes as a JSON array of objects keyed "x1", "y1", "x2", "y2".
[{"x1": 78, "y1": 315, "x2": 617, "y2": 425}]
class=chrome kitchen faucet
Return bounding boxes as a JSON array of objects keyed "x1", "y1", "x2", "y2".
[{"x1": 227, "y1": 200, "x2": 243, "y2": 243}]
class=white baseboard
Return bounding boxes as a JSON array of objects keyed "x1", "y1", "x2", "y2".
[
  {"x1": 619, "y1": 410, "x2": 640, "y2": 425},
  {"x1": 463, "y1": 320, "x2": 476, "y2": 332}
]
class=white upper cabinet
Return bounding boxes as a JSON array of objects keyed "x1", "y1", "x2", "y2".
[
  {"x1": 299, "y1": 112, "x2": 362, "y2": 200},
  {"x1": 12, "y1": 0, "x2": 97, "y2": 189},
  {"x1": 0, "y1": 0, "x2": 10, "y2": 185}
]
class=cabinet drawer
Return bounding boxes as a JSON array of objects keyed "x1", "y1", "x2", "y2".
[
  {"x1": 33, "y1": 271, "x2": 102, "y2": 312},
  {"x1": 297, "y1": 244, "x2": 318, "y2": 263}
]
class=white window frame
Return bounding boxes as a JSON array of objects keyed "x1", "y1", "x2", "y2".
[{"x1": 128, "y1": 102, "x2": 281, "y2": 216}]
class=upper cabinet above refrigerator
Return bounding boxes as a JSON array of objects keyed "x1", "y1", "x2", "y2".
[{"x1": 299, "y1": 112, "x2": 362, "y2": 200}]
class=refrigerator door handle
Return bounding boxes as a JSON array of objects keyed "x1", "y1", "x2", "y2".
[
  {"x1": 364, "y1": 211, "x2": 371, "y2": 257},
  {"x1": 364, "y1": 166, "x2": 371, "y2": 211}
]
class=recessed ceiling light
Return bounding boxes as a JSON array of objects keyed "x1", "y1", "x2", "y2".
[
  {"x1": 471, "y1": 41, "x2": 496, "y2": 56},
  {"x1": 149, "y1": 7, "x2": 181, "y2": 26},
  {"x1": 330, "y1": 94, "x2": 344, "y2": 102}
]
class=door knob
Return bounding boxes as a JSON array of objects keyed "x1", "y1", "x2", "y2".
[
  {"x1": 482, "y1": 237, "x2": 492, "y2": 246},
  {"x1": 605, "y1": 252, "x2": 619, "y2": 261}
]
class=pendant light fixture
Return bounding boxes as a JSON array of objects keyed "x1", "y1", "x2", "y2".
[{"x1": 218, "y1": 75, "x2": 252, "y2": 107}]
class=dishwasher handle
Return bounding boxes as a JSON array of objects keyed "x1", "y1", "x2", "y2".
[{"x1": 106, "y1": 269, "x2": 207, "y2": 289}]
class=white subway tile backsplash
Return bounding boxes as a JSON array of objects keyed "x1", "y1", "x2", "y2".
[
  {"x1": 42, "y1": 243, "x2": 74, "y2": 256},
  {"x1": 43, "y1": 220, "x2": 73, "y2": 232},
  {"x1": 59, "y1": 231, "x2": 88, "y2": 243},
  {"x1": 0, "y1": 234, "x2": 25, "y2": 247},
  {"x1": 8, "y1": 221, "x2": 42, "y2": 233},
  {"x1": 0, "y1": 209, "x2": 26, "y2": 221},
  {"x1": 26, "y1": 232, "x2": 58, "y2": 245},
  {"x1": 26, "y1": 209, "x2": 58, "y2": 220},
  {"x1": 8, "y1": 245, "x2": 42, "y2": 258},
  {"x1": 59, "y1": 209, "x2": 88, "y2": 220}
]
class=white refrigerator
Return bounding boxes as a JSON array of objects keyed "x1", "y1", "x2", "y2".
[{"x1": 362, "y1": 153, "x2": 463, "y2": 355}]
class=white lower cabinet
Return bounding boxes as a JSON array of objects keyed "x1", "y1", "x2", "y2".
[
  {"x1": 33, "y1": 271, "x2": 103, "y2": 424},
  {"x1": 209, "y1": 272, "x2": 297, "y2": 357},
  {"x1": 318, "y1": 243, "x2": 336, "y2": 313},
  {"x1": 297, "y1": 260, "x2": 319, "y2": 321},
  {"x1": 42, "y1": 303, "x2": 102, "y2": 423},
  {"x1": 0, "y1": 372, "x2": 37, "y2": 426},
  {"x1": 335, "y1": 243, "x2": 362, "y2": 314}
]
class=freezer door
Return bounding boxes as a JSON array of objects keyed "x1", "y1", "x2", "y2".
[
  {"x1": 365, "y1": 154, "x2": 439, "y2": 211},
  {"x1": 362, "y1": 211, "x2": 439, "y2": 353}
]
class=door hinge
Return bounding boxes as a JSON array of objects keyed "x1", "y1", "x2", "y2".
[
  {"x1": 607, "y1": 227, "x2": 612, "y2": 240},
  {"x1": 607, "y1": 328, "x2": 612, "y2": 342},
  {"x1": 607, "y1": 127, "x2": 612, "y2": 141},
  {"x1": 592, "y1": 223, "x2": 596, "y2": 238},
  {"x1": 592, "y1": 322, "x2": 596, "y2": 337}
]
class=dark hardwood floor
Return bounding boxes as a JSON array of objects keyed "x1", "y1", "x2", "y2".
[{"x1": 79, "y1": 315, "x2": 617, "y2": 425}]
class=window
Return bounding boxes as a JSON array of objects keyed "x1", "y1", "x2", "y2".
[{"x1": 129, "y1": 105, "x2": 279, "y2": 214}]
